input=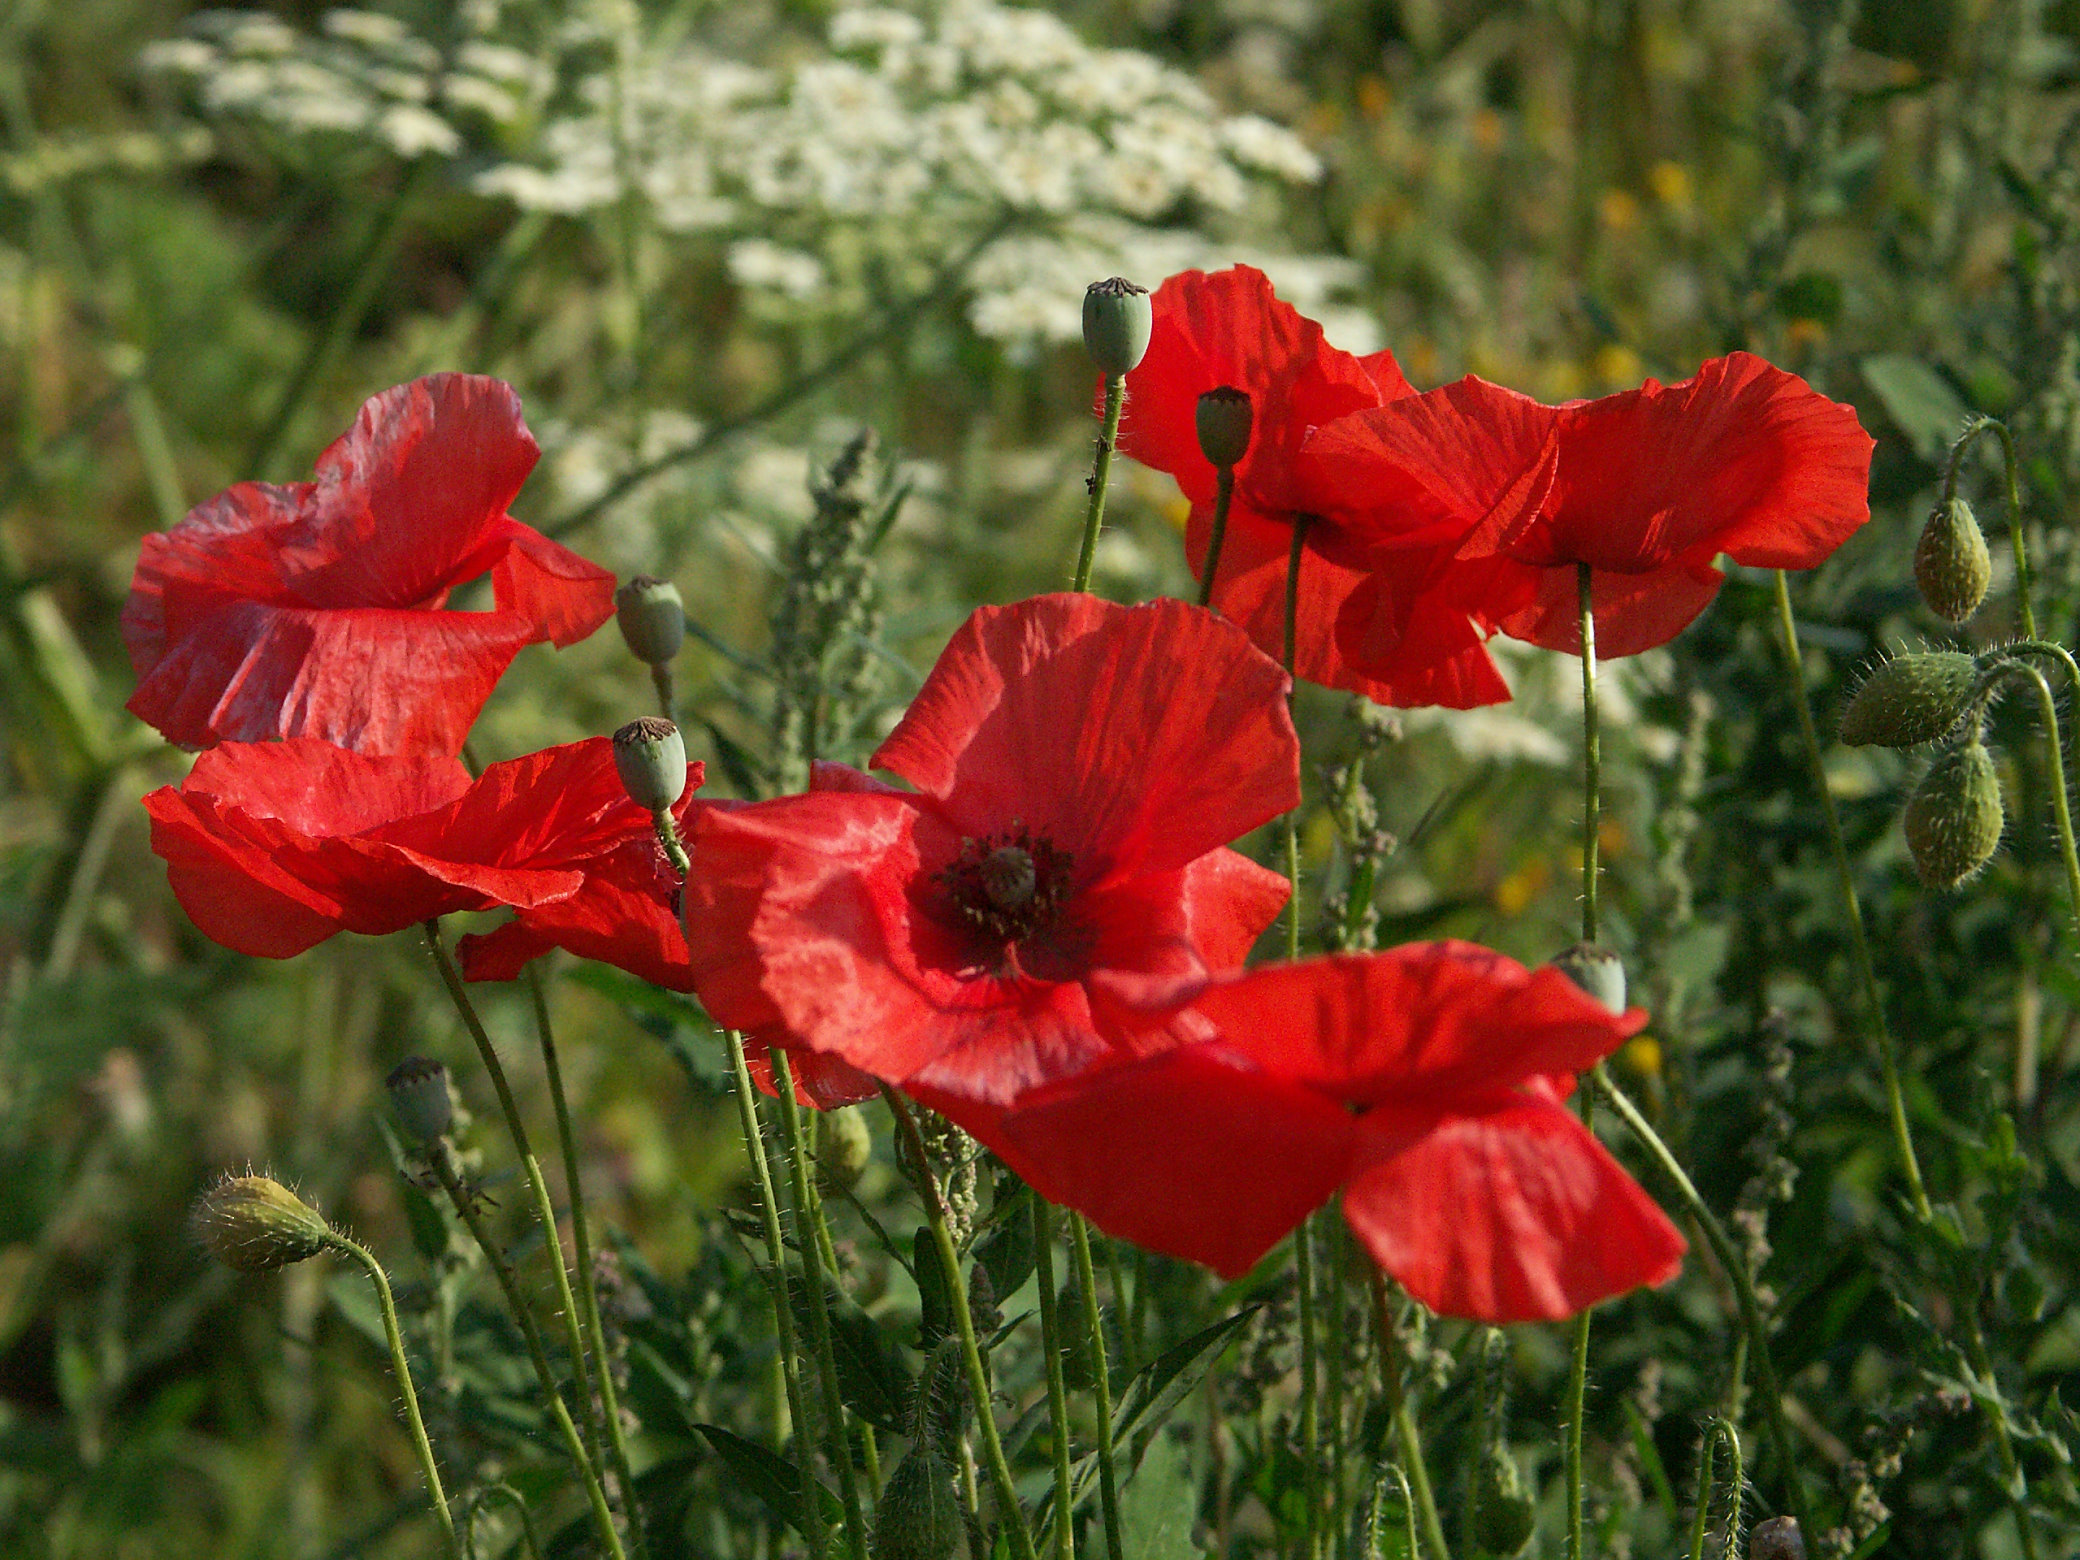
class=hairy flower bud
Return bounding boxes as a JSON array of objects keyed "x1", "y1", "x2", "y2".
[
  {"x1": 873, "y1": 1444, "x2": 962, "y2": 1560},
  {"x1": 1549, "y1": 942, "x2": 1626, "y2": 1014},
  {"x1": 1839, "y1": 652, "x2": 1979, "y2": 747},
  {"x1": 615, "y1": 575, "x2": 686, "y2": 666},
  {"x1": 1904, "y1": 737, "x2": 2003, "y2": 890},
  {"x1": 1913, "y1": 497, "x2": 1991, "y2": 623},
  {"x1": 1082, "y1": 277, "x2": 1151, "y2": 378},
  {"x1": 1748, "y1": 1516, "x2": 1806, "y2": 1560},
  {"x1": 193, "y1": 1174, "x2": 335, "y2": 1273},
  {"x1": 613, "y1": 716, "x2": 688, "y2": 812},
  {"x1": 1196, "y1": 386, "x2": 1254, "y2": 470},
  {"x1": 385, "y1": 1056, "x2": 453, "y2": 1144},
  {"x1": 817, "y1": 1105, "x2": 873, "y2": 1189},
  {"x1": 1468, "y1": 1445, "x2": 1536, "y2": 1556}
]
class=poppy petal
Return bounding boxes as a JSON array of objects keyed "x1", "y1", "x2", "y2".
[{"x1": 1496, "y1": 563, "x2": 1725, "y2": 657}]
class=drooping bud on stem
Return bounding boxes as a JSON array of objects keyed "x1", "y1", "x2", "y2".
[
  {"x1": 1904, "y1": 735, "x2": 2003, "y2": 889},
  {"x1": 385, "y1": 1056, "x2": 454, "y2": 1145},
  {"x1": 1081, "y1": 277, "x2": 1151, "y2": 379},
  {"x1": 1196, "y1": 385, "x2": 1254, "y2": 470},
  {"x1": 1839, "y1": 651, "x2": 1980, "y2": 747},
  {"x1": 1468, "y1": 1445, "x2": 1536, "y2": 1557},
  {"x1": 817, "y1": 1105, "x2": 873, "y2": 1189},
  {"x1": 1550, "y1": 942, "x2": 1626, "y2": 1014},
  {"x1": 1914, "y1": 497, "x2": 1991, "y2": 622},
  {"x1": 615, "y1": 575, "x2": 686, "y2": 665},
  {"x1": 193, "y1": 1174, "x2": 336, "y2": 1273}
]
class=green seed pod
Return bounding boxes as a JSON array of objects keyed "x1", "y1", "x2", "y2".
[
  {"x1": 1839, "y1": 651, "x2": 1979, "y2": 747},
  {"x1": 612, "y1": 716, "x2": 688, "y2": 812},
  {"x1": 193, "y1": 1175, "x2": 335, "y2": 1273},
  {"x1": 1904, "y1": 737, "x2": 2003, "y2": 890},
  {"x1": 1914, "y1": 497, "x2": 1991, "y2": 623},
  {"x1": 614, "y1": 575, "x2": 685, "y2": 666},
  {"x1": 1082, "y1": 277, "x2": 1151, "y2": 378},
  {"x1": 1549, "y1": 942, "x2": 1626, "y2": 1015},
  {"x1": 873, "y1": 1444, "x2": 962, "y2": 1560},
  {"x1": 384, "y1": 1056, "x2": 453, "y2": 1144},
  {"x1": 1747, "y1": 1516, "x2": 1806, "y2": 1560},
  {"x1": 1196, "y1": 385, "x2": 1254, "y2": 470},
  {"x1": 817, "y1": 1105, "x2": 873, "y2": 1190},
  {"x1": 1468, "y1": 1445, "x2": 1536, "y2": 1557}
]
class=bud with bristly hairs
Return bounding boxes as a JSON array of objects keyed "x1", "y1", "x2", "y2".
[
  {"x1": 1904, "y1": 735, "x2": 2004, "y2": 889},
  {"x1": 193, "y1": 1174, "x2": 336, "y2": 1273},
  {"x1": 1914, "y1": 497, "x2": 1991, "y2": 623},
  {"x1": 1839, "y1": 651, "x2": 1980, "y2": 747}
]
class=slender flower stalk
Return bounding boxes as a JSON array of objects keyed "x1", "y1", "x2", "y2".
[
  {"x1": 1297, "y1": 1217, "x2": 1322, "y2": 1560},
  {"x1": 426, "y1": 1144, "x2": 628, "y2": 1560},
  {"x1": 1282, "y1": 517, "x2": 1312, "y2": 960},
  {"x1": 471, "y1": 1485, "x2": 546, "y2": 1560},
  {"x1": 1947, "y1": 417, "x2": 2035, "y2": 636},
  {"x1": 1366, "y1": 1267, "x2": 1450, "y2": 1560},
  {"x1": 883, "y1": 1087, "x2": 1042, "y2": 1560},
  {"x1": 767, "y1": 1048, "x2": 873, "y2": 1560},
  {"x1": 329, "y1": 1233, "x2": 463, "y2": 1560},
  {"x1": 1769, "y1": 570, "x2": 1933, "y2": 1221},
  {"x1": 1563, "y1": 562, "x2": 1600, "y2": 1560},
  {"x1": 1588, "y1": 1065, "x2": 1814, "y2": 1537},
  {"x1": 1197, "y1": 467, "x2": 1236, "y2": 610},
  {"x1": 1033, "y1": 1200, "x2": 1077, "y2": 1560},
  {"x1": 526, "y1": 966, "x2": 650, "y2": 1560},
  {"x1": 421, "y1": 922, "x2": 612, "y2": 1480},
  {"x1": 1684, "y1": 1419, "x2": 1739, "y2": 1560},
  {"x1": 1068, "y1": 1215, "x2": 1124, "y2": 1560},
  {"x1": 1074, "y1": 376, "x2": 1127, "y2": 595},
  {"x1": 724, "y1": 1034, "x2": 829, "y2": 1560}
]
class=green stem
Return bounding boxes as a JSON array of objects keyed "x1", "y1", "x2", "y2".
[
  {"x1": 427, "y1": 1147, "x2": 626, "y2": 1560},
  {"x1": 1947, "y1": 417, "x2": 2034, "y2": 638},
  {"x1": 649, "y1": 661, "x2": 677, "y2": 725},
  {"x1": 1964, "y1": 1316, "x2": 2040, "y2": 1560},
  {"x1": 2017, "y1": 664, "x2": 2080, "y2": 937},
  {"x1": 1366, "y1": 1269, "x2": 1450, "y2": 1560},
  {"x1": 1589, "y1": 1066, "x2": 1814, "y2": 1537},
  {"x1": 724, "y1": 1035, "x2": 827, "y2": 1560},
  {"x1": 767, "y1": 1050, "x2": 872, "y2": 1560},
  {"x1": 1282, "y1": 517, "x2": 1312, "y2": 960},
  {"x1": 882, "y1": 1088, "x2": 1042, "y2": 1560},
  {"x1": 1073, "y1": 376, "x2": 1127, "y2": 593},
  {"x1": 1034, "y1": 1200, "x2": 1076, "y2": 1560},
  {"x1": 1197, "y1": 467, "x2": 1236, "y2": 609},
  {"x1": 1684, "y1": 1420, "x2": 1739, "y2": 1560},
  {"x1": 421, "y1": 924, "x2": 611, "y2": 1486},
  {"x1": 527, "y1": 966, "x2": 649, "y2": 1560},
  {"x1": 653, "y1": 808, "x2": 691, "y2": 880},
  {"x1": 1068, "y1": 1215, "x2": 1123, "y2": 1560},
  {"x1": 328, "y1": 1236, "x2": 462, "y2": 1560},
  {"x1": 1563, "y1": 1307, "x2": 1591, "y2": 1560},
  {"x1": 1296, "y1": 1217, "x2": 1322, "y2": 1560},
  {"x1": 1323, "y1": 1221, "x2": 1349, "y2": 1560},
  {"x1": 471, "y1": 1484, "x2": 546, "y2": 1560},
  {"x1": 1770, "y1": 570, "x2": 1933, "y2": 1222}
]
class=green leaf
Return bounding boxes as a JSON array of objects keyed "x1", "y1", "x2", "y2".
[
  {"x1": 974, "y1": 1182, "x2": 1037, "y2": 1303},
  {"x1": 1860, "y1": 353, "x2": 1970, "y2": 460},
  {"x1": 1119, "y1": 1428, "x2": 1202, "y2": 1560},
  {"x1": 785, "y1": 1263, "x2": 914, "y2": 1433},
  {"x1": 1111, "y1": 1306, "x2": 1258, "y2": 1449},
  {"x1": 915, "y1": 1227, "x2": 956, "y2": 1349},
  {"x1": 693, "y1": 1422, "x2": 841, "y2": 1539}
]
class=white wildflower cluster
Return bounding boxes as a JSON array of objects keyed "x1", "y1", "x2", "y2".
[{"x1": 138, "y1": 8, "x2": 552, "y2": 162}]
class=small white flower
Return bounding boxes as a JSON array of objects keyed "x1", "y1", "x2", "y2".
[
  {"x1": 376, "y1": 102, "x2": 462, "y2": 158},
  {"x1": 323, "y1": 10, "x2": 411, "y2": 49},
  {"x1": 728, "y1": 239, "x2": 826, "y2": 300},
  {"x1": 829, "y1": 7, "x2": 924, "y2": 52},
  {"x1": 138, "y1": 38, "x2": 219, "y2": 76}
]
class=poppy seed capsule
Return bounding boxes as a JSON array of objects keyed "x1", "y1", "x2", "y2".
[
  {"x1": 1904, "y1": 737, "x2": 2003, "y2": 889},
  {"x1": 614, "y1": 575, "x2": 685, "y2": 665},
  {"x1": 612, "y1": 717, "x2": 688, "y2": 812},
  {"x1": 384, "y1": 1056, "x2": 453, "y2": 1144},
  {"x1": 1197, "y1": 385, "x2": 1254, "y2": 469},
  {"x1": 1914, "y1": 497, "x2": 1992, "y2": 623},
  {"x1": 1839, "y1": 651, "x2": 1979, "y2": 747},
  {"x1": 1549, "y1": 942, "x2": 1626, "y2": 1014},
  {"x1": 872, "y1": 1444, "x2": 963, "y2": 1560},
  {"x1": 193, "y1": 1175, "x2": 335, "y2": 1273},
  {"x1": 1082, "y1": 277, "x2": 1151, "y2": 378}
]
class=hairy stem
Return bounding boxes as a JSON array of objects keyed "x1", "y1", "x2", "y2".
[{"x1": 1073, "y1": 377, "x2": 1127, "y2": 593}]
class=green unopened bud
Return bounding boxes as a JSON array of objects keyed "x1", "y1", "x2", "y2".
[
  {"x1": 613, "y1": 717, "x2": 688, "y2": 811},
  {"x1": 1839, "y1": 651, "x2": 1979, "y2": 747},
  {"x1": 817, "y1": 1105, "x2": 873, "y2": 1189},
  {"x1": 873, "y1": 1444, "x2": 962, "y2": 1560},
  {"x1": 1747, "y1": 1516, "x2": 1806, "y2": 1560},
  {"x1": 1904, "y1": 737, "x2": 2003, "y2": 890},
  {"x1": 614, "y1": 575, "x2": 685, "y2": 665},
  {"x1": 1468, "y1": 1445, "x2": 1536, "y2": 1556},
  {"x1": 1549, "y1": 942, "x2": 1626, "y2": 1014},
  {"x1": 1914, "y1": 498, "x2": 1991, "y2": 623},
  {"x1": 1196, "y1": 385, "x2": 1254, "y2": 469},
  {"x1": 385, "y1": 1056, "x2": 453, "y2": 1144},
  {"x1": 1082, "y1": 277, "x2": 1151, "y2": 378},
  {"x1": 193, "y1": 1174, "x2": 335, "y2": 1273}
]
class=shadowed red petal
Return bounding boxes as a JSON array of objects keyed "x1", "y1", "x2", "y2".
[
  {"x1": 980, "y1": 1047, "x2": 1358, "y2": 1277},
  {"x1": 871, "y1": 595, "x2": 1298, "y2": 876},
  {"x1": 1188, "y1": 945, "x2": 1646, "y2": 1105},
  {"x1": 1333, "y1": 561, "x2": 1517, "y2": 710},
  {"x1": 1496, "y1": 562, "x2": 1725, "y2": 657},
  {"x1": 746, "y1": 1038, "x2": 883, "y2": 1109},
  {"x1": 1343, "y1": 1090, "x2": 1686, "y2": 1322}
]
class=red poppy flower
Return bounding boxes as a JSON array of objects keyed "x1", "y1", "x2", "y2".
[
  {"x1": 680, "y1": 593, "x2": 1298, "y2": 1106},
  {"x1": 146, "y1": 736, "x2": 701, "y2": 960},
  {"x1": 1307, "y1": 353, "x2": 1873, "y2": 658},
  {"x1": 124, "y1": 374, "x2": 616, "y2": 757},
  {"x1": 1119, "y1": 267, "x2": 1506, "y2": 704},
  {"x1": 982, "y1": 943, "x2": 1687, "y2": 1323}
]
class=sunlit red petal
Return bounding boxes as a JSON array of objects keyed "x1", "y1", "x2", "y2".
[
  {"x1": 871, "y1": 595, "x2": 1298, "y2": 876},
  {"x1": 1343, "y1": 1091, "x2": 1686, "y2": 1322}
]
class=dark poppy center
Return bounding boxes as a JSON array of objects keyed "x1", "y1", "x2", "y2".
[{"x1": 936, "y1": 825, "x2": 1076, "y2": 952}]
